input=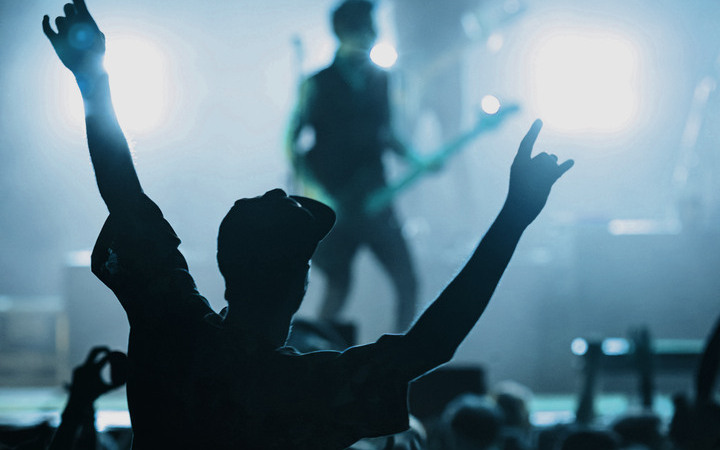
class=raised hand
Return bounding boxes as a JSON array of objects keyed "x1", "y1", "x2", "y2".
[
  {"x1": 504, "y1": 119, "x2": 573, "y2": 225},
  {"x1": 68, "y1": 346, "x2": 127, "y2": 405},
  {"x1": 42, "y1": 0, "x2": 105, "y2": 77}
]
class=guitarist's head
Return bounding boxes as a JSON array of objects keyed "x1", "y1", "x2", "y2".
[
  {"x1": 332, "y1": 0, "x2": 377, "y2": 55},
  {"x1": 216, "y1": 189, "x2": 335, "y2": 338}
]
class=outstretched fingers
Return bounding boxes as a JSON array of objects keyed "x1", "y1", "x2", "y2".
[
  {"x1": 93, "y1": 353, "x2": 111, "y2": 370},
  {"x1": 534, "y1": 152, "x2": 575, "y2": 182},
  {"x1": 63, "y1": 3, "x2": 76, "y2": 18},
  {"x1": 557, "y1": 159, "x2": 575, "y2": 177},
  {"x1": 84, "y1": 346, "x2": 110, "y2": 365},
  {"x1": 74, "y1": 0, "x2": 91, "y2": 17},
  {"x1": 42, "y1": 15, "x2": 58, "y2": 42},
  {"x1": 515, "y1": 120, "x2": 574, "y2": 181},
  {"x1": 44, "y1": 0, "x2": 92, "y2": 37},
  {"x1": 55, "y1": 15, "x2": 68, "y2": 34},
  {"x1": 516, "y1": 119, "x2": 543, "y2": 162}
]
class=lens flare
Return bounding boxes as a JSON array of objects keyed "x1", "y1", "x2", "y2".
[
  {"x1": 530, "y1": 30, "x2": 640, "y2": 133},
  {"x1": 370, "y1": 42, "x2": 398, "y2": 68}
]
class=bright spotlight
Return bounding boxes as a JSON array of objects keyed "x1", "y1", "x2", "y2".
[
  {"x1": 104, "y1": 36, "x2": 170, "y2": 133},
  {"x1": 481, "y1": 95, "x2": 501, "y2": 114},
  {"x1": 602, "y1": 338, "x2": 630, "y2": 356},
  {"x1": 571, "y1": 338, "x2": 588, "y2": 356},
  {"x1": 60, "y1": 34, "x2": 170, "y2": 134},
  {"x1": 486, "y1": 33, "x2": 504, "y2": 53},
  {"x1": 370, "y1": 42, "x2": 398, "y2": 68},
  {"x1": 530, "y1": 30, "x2": 640, "y2": 133}
]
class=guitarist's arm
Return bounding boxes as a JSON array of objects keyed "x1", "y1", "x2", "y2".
[
  {"x1": 286, "y1": 77, "x2": 338, "y2": 210},
  {"x1": 286, "y1": 78, "x2": 313, "y2": 174},
  {"x1": 286, "y1": 78, "x2": 327, "y2": 194}
]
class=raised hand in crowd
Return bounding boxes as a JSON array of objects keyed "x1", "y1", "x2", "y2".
[
  {"x1": 504, "y1": 119, "x2": 574, "y2": 226},
  {"x1": 404, "y1": 120, "x2": 573, "y2": 371},
  {"x1": 670, "y1": 313, "x2": 720, "y2": 449},
  {"x1": 42, "y1": 0, "x2": 105, "y2": 80},
  {"x1": 43, "y1": 0, "x2": 142, "y2": 214},
  {"x1": 49, "y1": 347, "x2": 127, "y2": 450}
]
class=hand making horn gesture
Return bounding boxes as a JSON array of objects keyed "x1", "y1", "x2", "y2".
[{"x1": 504, "y1": 119, "x2": 574, "y2": 226}]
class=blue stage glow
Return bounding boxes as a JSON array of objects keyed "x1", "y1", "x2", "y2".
[
  {"x1": 58, "y1": 34, "x2": 170, "y2": 134},
  {"x1": 528, "y1": 29, "x2": 641, "y2": 133},
  {"x1": 104, "y1": 36, "x2": 170, "y2": 133}
]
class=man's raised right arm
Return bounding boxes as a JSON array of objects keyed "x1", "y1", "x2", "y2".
[
  {"x1": 403, "y1": 120, "x2": 574, "y2": 373},
  {"x1": 43, "y1": 0, "x2": 142, "y2": 214}
]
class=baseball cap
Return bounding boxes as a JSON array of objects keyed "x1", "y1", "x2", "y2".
[{"x1": 217, "y1": 189, "x2": 335, "y2": 272}]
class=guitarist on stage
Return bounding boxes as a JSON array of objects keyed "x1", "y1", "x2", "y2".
[{"x1": 288, "y1": 0, "x2": 420, "y2": 332}]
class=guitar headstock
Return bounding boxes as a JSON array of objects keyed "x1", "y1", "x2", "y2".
[{"x1": 474, "y1": 102, "x2": 521, "y2": 131}]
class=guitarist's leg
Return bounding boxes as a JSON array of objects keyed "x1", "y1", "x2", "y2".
[
  {"x1": 313, "y1": 219, "x2": 361, "y2": 323},
  {"x1": 366, "y1": 209, "x2": 418, "y2": 333}
]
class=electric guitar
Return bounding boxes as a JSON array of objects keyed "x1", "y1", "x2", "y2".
[
  {"x1": 299, "y1": 103, "x2": 519, "y2": 216},
  {"x1": 364, "y1": 103, "x2": 519, "y2": 215}
]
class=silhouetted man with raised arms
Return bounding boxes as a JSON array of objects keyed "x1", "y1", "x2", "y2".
[{"x1": 44, "y1": 1, "x2": 572, "y2": 449}]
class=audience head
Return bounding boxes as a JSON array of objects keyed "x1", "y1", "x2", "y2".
[
  {"x1": 332, "y1": 0, "x2": 376, "y2": 51},
  {"x1": 611, "y1": 412, "x2": 664, "y2": 450},
  {"x1": 348, "y1": 415, "x2": 426, "y2": 450},
  {"x1": 670, "y1": 393, "x2": 720, "y2": 450},
  {"x1": 217, "y1": 188, "x2": 335, "y2": 310},
  {"x1": 560, "y1": 428, "x2": 621, "y2": 450},
  {"x1": 494, "y1": 380, "x2": 533, "y2": 431},
  {"x1": 441, "y1": 393, "x2": 504, "y2": 449}
]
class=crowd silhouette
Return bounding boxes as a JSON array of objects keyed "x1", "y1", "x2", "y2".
[{"x1": 0, "y1": 0, "x2": 715, "y2": 449}]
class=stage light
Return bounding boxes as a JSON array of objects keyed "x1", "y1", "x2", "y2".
[
  {"x1": 58, "y1": 33, "x2": 171, "y2": 134},
  {"x1": 370, "y1": 42, "x2": 398, "y2": 68},
  {"x1": 486, "y1": 33, "x2": 505, "y2": 53},
  {"x1": 103, "y1": 35, "x2": 170, "y2": 133},
  {"x1": 96, "y1": 410, "x2": 131, "y2": 432},
  {"x1": 608, "y1": 219, "x2": 681, "y2": 236},
  {"x1": 571, "y1": 338, "x2": 588, "y2": 356},
  {"x1": 529, "y1": 29, "x2": 640, "y2": 133},
  {"x1": 481, "y1": 95, "x2": 501, "y2": 114},
  {"x1": 602, "y1": 338, "x2": 630, "y2": 356}
]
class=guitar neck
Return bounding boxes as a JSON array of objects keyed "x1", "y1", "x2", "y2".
[{"x1": 365, "y1": 105, "x2": 519, "y2": 215}]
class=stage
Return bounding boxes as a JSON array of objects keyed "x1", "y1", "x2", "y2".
[{"x1": 0, "y1": 387, "x2": 677, "y2": 430}]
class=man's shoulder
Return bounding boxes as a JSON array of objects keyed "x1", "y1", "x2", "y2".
[
  {"x1": 91, "y1": 192, "x2": 188, "y2": 294},
  {"x1": 307, "y1": 63, "x2": 342, "y2": 85},
  {"x1": 186, "y1": 334, "x2": 412, "y2": 449},
  {"x1": 246, "y1": 334, "x2": 408, "y2": 381},
  {"x1": 309, "y1": 62, "x2": 388, "y2": 81},
  {"x1": 337, "y1": 334, "x2": 406, "y2": 366},
  {"x1": 296, "y1": 334, "x2": 409, "y2": 373}
]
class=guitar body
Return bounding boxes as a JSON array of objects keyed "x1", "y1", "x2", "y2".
[
  {"x1": 301, "y1": 148, "x2": 389, "y2": 215},
  {"x1": 295, "y1": 61, "x2": 392, "y2": 215}
]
